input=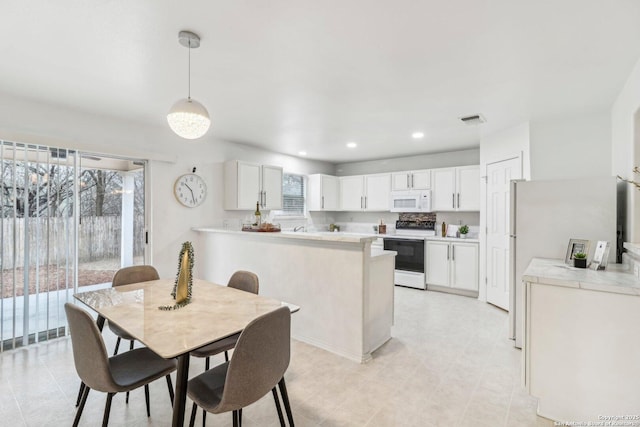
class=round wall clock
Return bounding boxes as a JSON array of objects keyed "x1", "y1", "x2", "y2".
[{"x1": 174, "y1": 173, "x2": 207, "y2": 207}]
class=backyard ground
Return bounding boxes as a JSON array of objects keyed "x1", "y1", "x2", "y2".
[{"x1": 1, "y1": 262, "x2": 118, "y2": 297}]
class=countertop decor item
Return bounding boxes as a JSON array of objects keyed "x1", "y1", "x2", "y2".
[
  {"x1": 159, "y1": 241, "x2": 194, "y2": 310},
  {"x1": 573, "y1": 252, "x2": 587, "y2": 268},
  {"x1": 242, "y1": 223, "x2": 281, "y2": 232},
  {"x1": 459, "y1": 224, "x2": 469, "y2": 238},
  {"x1": 565, "y1": 238, "x2": 590, "y2": 265},
  {"x1": 167, "y1": 31, "x2": 210, "y2": 139}
]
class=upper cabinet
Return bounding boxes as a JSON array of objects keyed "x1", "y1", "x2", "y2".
[
  {"x1": 391, "y1": 170, "x2": 431, "y2": 191},
  {"x1": 339, "y1": 173, "x2": 391, "y2": 211},
  {"x1": 432, "y1": 165, "x2": 480, "y2": 211},
  {"x1": 224, "y1": 160, "x2": 283, "y2": 210},
  {"x1": 307, "y1": 174, "x2": 339, "y2": 211}
]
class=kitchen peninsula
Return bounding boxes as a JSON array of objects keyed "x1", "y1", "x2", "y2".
[
  {"x1": 193, "y1": 228, "x2": 396, "y2": 362},
  {"x1": 522, "y1": 258, "x2": 640, "y2": 422}
]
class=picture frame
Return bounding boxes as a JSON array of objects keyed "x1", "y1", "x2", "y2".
[
  {"x1": 590, "y1": 241, "x2": 610, "y2": 270},
  {"x1": 565, "y1": 239, "x2": 590, "y2": 264}
]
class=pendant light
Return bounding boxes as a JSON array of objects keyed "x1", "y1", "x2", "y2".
[{"x1": 167, "y1": 31, "x2": 211, "y2": 140}]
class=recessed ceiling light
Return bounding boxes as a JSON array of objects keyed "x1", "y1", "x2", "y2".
[
  {"x1": 346, "y1": 142, "x2": 357, "y2": 148},
  {"x1": 298, "y1": 151, "x2": 307, "y2": 156},
  {"x1": 412, "y1": 132, "x2": 424, "y2": 139}
]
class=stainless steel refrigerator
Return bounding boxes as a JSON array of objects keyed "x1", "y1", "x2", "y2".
[{"x1": 509, "y1": 176, "x2": 617, "y2": 348}]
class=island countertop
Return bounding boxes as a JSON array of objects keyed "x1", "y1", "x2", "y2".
[{"x1": 193, "y1": 227, "x2": 379, "y2": 244}]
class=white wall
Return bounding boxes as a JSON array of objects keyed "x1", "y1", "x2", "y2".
[
  {"x1": 478, "y1": 122, "x2": 531, "y2": 302},
  {"x1": 612, "y1": 56, "x2": 640, "y2": 242},
  {"x1": 334, "y1": 148, "x2": 479, "y2": 176},
  {"x1": 0, "y1": 92, "x2": 334, "y2": 278},
  {"x1": 529, "y1": 111, "x2": 611, "y2": 181}
]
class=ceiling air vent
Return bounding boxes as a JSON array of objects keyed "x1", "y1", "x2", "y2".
[{"x1": 459, "y1": 114, "x2": 486, "y2": 125}]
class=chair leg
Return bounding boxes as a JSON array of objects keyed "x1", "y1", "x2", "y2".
[
  {"x1": 130, "y1": 340, "x2": 134, "y2": 350},
  {"x1": 113, "y1": 337, "x2": 121, "y2": 355},
  {"x1": 189, "y1": 403, "x2": 198, "y2": 427},
  {"x1": 279, "y1": 378, "x2": 295, "y2": 427},
  {"x1": 145, "y1": 384, "x2": 151, "y2": 417},
  {"x1": 126, "y1": 390, "x2": 130, "y2": 404},
  {"x1": 73, "y1": 385, "x2": 90, "y2": 427},
  {"x1": 202, "y1": 409, "x2": 206, "y2": 427},
  {"x1": 76, "y1": 382, "x2": 85, "y2": 407},
  {"x1": 272, "y1": 387, "x2": 285, "y2": 427},
  {"x1": 166, "y1": 374, "x2": 175, "y2": 404},
  {"x1": 205, "y1": 356, "x2": 210, "y2": 370},
  {"x1": 232, "y1": 410, "x2": 239, "y2": 427},
  {"x1": 239, "y1": 408, "x2": 243, "y2": 427},
  {"x1": 102, "y1": 392, "x2": 115, "y2": 427},
  {"x1": 224, "y1": 350, "x2": 229, "y2": 362}
]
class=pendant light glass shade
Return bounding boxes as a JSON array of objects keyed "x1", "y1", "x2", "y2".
[
  {"x1": 168, "y1": 31, "x2": 210, "y2": 140},
  {"x1": 167, "y1": 97, "x2": 210, "y2": 140}
]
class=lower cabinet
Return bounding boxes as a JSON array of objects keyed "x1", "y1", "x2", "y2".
[{"x1": 425, "y1": 240, "x2": 478, "y2": 292}]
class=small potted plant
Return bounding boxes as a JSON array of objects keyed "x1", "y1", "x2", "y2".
[
  {"x1": 573, "y1": 252, "x2": 587, "y2": 268},
  {"x1": 458, "y1": 225, "x2": 469, "y2": 239}
]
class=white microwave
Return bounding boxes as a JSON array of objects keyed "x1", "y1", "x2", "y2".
[{"x1": 390, "y1": 190, "x2": 432, "y2": 212}]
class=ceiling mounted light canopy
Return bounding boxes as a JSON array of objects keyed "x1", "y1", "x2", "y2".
[{"x1": 167, "y1": 31, "x2": 210, "y2": 140}]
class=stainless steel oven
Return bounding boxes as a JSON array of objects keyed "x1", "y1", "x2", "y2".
[{"x1": 383, "y1": 237, "x2": 426, "y2": 289}]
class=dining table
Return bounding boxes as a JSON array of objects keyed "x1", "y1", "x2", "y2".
[{"x1": 74, "y1": 278, "x2": 298, "y2": 427}]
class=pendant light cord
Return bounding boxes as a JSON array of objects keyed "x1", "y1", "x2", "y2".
[{"x1": 187, "y1": 38, "x2": 191, "y2": 101}]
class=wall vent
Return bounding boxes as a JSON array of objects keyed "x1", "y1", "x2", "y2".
[{"x1": 459, "y1": 114, "x2": 486, "y2": 125}]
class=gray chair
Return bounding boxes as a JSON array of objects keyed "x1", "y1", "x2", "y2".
[
  {"x1": 108, "y1": 265, "x2": 160, "y2": 355},
  {"x1": 191, "y1": 270, "x2": 260, "y2": 367},
  {"x1": 190, "y1": 270, "x2": 260, "y2": 426},
  {"x1": 187, "y1": 306, "x2": 294, "y2": 427},
  {"x1": 65, "y1": 303, "x2": 177, "y2": 427}
]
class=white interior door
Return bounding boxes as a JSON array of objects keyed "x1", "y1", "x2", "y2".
[{"x1": 486, "y1": 157, "x2": 521, "y2": 310}]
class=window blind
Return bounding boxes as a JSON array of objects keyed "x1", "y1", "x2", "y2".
[{"x1": 280, "y1": 173, "x2": 305, "y2": 215}]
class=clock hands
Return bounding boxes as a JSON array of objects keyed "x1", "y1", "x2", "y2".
[{"x1": 184, "y1": 183, "x2": 196, "y2": 204}]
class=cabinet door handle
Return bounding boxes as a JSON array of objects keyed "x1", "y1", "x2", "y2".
[
  {"x1": 407, "y1": 174, "x2": 410, "y2": 188},
  {"x1": 411, "y1": 174, "x2": 414, "y2": 188},
  {"x1": 262, "y1": 191, "x2": 266, "y2": 208},
  {"x1": 321, "y1": 196, "x2": 324, "y2": 209},
  {"x1": 360, "y1": 196, "x2": 363, "y2": 209},
  {"x1": 452, "y1": 245, "x2": 455, "y2": 261},
  {"x1": 452, "y1": 193, "x2": 455, "y2": 209},
  {"x1": 457, "y1": 193, "x2": 460, "y2": 209},
  {"x1": 364, "y1": 196, "x2": 368, "y2": 209},
  {"x1": 447, "y1": 246, "x2": 450, "y2": 260}
]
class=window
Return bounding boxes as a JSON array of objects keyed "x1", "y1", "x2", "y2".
[{"x1": 279, "y1": 173, "x2": 305, "y2": 216}]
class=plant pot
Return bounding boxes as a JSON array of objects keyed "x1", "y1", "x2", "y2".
[
  {"x1": 574, "y1": 258, "x2": 587, "y2": 268},
  {"x1": 459, "y1": 234, "x2": 467, "y2": 239}
]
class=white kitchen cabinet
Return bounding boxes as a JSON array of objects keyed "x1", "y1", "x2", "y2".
[
  {"x1": 307, "y1": 174, "x2": 339, "y2": 211},
  {"x1": 391, "y1": 170, "x2": 431, "y2": 191},
  {"x1": 426, "y1": 240, "x2": 478, "y2": 291},
  {"x1": 224, "y1": 160, "x2": 283, "y2": 210},
  {"x1": 339, "y1": 173, "x2": 391, "y2": 211},
  {"x1": 431, "y1": 165, "x2": 480, "y2": 211}
]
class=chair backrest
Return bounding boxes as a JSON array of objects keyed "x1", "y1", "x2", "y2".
[
  {"x1": 64, "y1": 303, "x2": 119, "y2": 392},
  {"x1": 112, "y1": 265, "x2": 160, "y2": 288},
  {"x1": 216, "y1": 306, "x2": 291, "y2": 413},
  {"x1": 227, "y1": 270, "x2": 259, "y2": 294}
]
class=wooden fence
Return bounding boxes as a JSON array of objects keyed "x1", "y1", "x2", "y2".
[{"x1": 1, "y1": 216, "x2": 144, "y2": 267}]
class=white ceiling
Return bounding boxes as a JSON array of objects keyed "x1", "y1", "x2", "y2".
[{"x1": 1, "y1": 1, "x2": 639, "y2": 163}]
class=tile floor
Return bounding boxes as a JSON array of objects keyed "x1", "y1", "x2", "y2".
[{"x1": 0, "y1": 287, "x2": 554, "y2": 426}]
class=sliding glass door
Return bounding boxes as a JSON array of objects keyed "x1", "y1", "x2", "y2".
[{"x1": 0, "y1": 141, "x2": 147, "y2": 351}]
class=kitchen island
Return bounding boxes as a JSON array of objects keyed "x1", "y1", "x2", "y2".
[
  {"x1": 522, "y1": 258, "x2": 640, "y2": 423},
  {"x1": 193, "y1": 228, "x2": 396, "y2": 362}
]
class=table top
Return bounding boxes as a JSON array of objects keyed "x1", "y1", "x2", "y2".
[{"x1": 74, "y1": 278, "x2": 294, "y2": 358}]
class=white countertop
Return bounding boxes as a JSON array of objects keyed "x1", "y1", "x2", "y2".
[
  {"x1": 193, "y1": 227, "x2": 379, "y2": 244},
  {"x1": 523, "y1": 258, "x2": 640, "y2": 296}
]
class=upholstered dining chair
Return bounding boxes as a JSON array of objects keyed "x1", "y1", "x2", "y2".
[
  {"x1": 65, "y1": 303, "x2": 177, "y2": 427},
  {"x1": 187, "y1": 306, "x2": 294, "y2": 427},
  {"x1": 190, "y1": 270, "x2": 260, "y2": 426},
  {"x1": 191, "y1": 270, "x2": 260, "y2": 367},
  {"x1": 108, "y1": 265, "x2": 160, "y2": 355}
]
